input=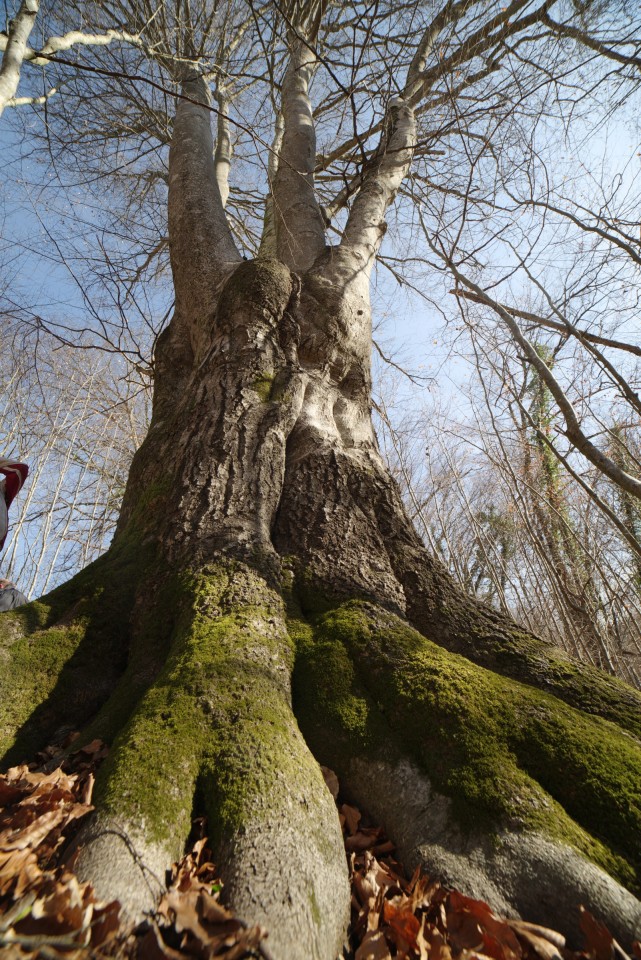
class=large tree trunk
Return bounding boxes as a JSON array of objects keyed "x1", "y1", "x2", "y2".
[
  {"x1": 2, "y1": 58, "x2": 641, "y2": 958},
  {"x1": 2, "y1": 251, "x2": 641, "y2": 956}
]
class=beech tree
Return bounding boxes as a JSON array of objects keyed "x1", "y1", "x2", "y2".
[{"x1": 2, "y1": 2, "x2": 641, "y2": 958}]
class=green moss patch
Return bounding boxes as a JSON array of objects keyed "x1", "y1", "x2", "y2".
[
  {"x1": 293, "y1": 600, "x2": 641, "y2": 895},
  {"x1": 0, "y1": 620, "x2": 88, "y2": 761},
  {"x1": 253, "y1": 372, "x2": 276, "y2": 402},
  {"x1": 95, "y1": 561, "x2": 303, "y2": 851},
  {"x1": 0, "y1": 537, "x2": 158, "y2": 765}
]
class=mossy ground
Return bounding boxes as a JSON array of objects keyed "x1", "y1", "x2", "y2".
[{"x1": 292, "y1": 599, "x2": 641, "y2": 896}]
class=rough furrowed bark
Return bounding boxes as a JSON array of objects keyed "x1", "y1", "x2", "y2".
[
  {"x1": 118, "y1": 258, "x2": 305, "y2": 576},
  {"x1": 71, "y1": 561, "x2": 349, "y2": 960},
  {"x1": 291, "y1": 598, "x2": 641, "y2": 945}
]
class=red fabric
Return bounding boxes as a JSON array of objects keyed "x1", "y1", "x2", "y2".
[
  {"x1": 0, "y1": 462, "x2": 28, "y2": 508},
  {"x1": 0, "y1": 462, "x2": 28, "y2": 550},
  {"x1": 0, "y1": 499, "x2": 6, "y2": 551}
]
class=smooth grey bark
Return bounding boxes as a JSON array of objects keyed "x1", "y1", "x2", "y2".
[
  {"x1": 0, "y1": 7, "x2": 146, "y2": 113},
  {"x1": 214, "y1": 89, "x2": 231, "y2": 208},
  {"x1": 167, "y1": 74, "x2": 241, "y2": 362},
  {"x1": 273, "y1": 24, "x2": 327, "y2": 271}
]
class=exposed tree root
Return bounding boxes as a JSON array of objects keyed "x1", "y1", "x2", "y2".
[
  {"x1": 2, "y1": 503, "x2": 641, "y2": 957},
  {"x1": 292, "y1": 597, "x2": 641, "y2": 945},
  {"x1": 67, "y1": 561, "x2": 349, "y2": 960}
]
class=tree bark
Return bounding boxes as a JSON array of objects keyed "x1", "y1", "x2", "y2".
[{"x1": 0, "y1": 0, "x2": 39, "y2": 117}]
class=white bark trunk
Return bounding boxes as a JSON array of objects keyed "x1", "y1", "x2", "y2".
[
  {"x1": 0, "y1": 26, "x2": 144, "y2": 64},
  {"x1": 273, "y1": 37, "x2": 326, "y2": 271},
  {"x1": 0, "y1": 0, "x2": 38, "y2": 118},
  {"x1": 214, "y1": 90, "x2": 231, "y2": 208},
  {"x1": 340, "y1": 99, "x2": 416, "y2": 277},
  {"x1": 168, "y1": 74, "x2": 241, "y2": 360}
]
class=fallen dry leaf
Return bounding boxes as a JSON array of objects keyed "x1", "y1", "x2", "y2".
[
  {"x1": 428, "y1": 925, "x2": 455, "y2": 960},
  {"x1": 355, "y1": 928, "x2": 393, "y2": 960},
  {"x1": 342, "y1": 803, "x2": 362, "y2": 836},
  {"x1": 580, "y1": 906, "x2": 614, "y2": 960},
  {"x1": 509, "y1": 920, "x2": 565, "y2": 960},
  {"x1": 383, "y1": 896, "x2": 421, "y2": 944}
]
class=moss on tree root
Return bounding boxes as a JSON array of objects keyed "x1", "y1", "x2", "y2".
[
  {"x1": 5, "y1": 526, "x2": 639, "y2": 942},
  {"x1": 292, "y1": 599, "x2": 641, "y2": 896},
  {"x1": 0, "y1": 534, "x2": 159, "y2": 765},
  {"x1": 399, "y1": 562, "x2": 641, "y2": 739},
  {"x1": 94, "y1": 561, "x2": 307, "y2": 846},
  {"x1": 76, "y1": 560, "x2": 349, "y2": 957}
]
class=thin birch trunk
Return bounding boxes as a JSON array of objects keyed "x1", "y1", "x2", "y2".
[{"x1": 0, "y1": 0, "x2": 39, "y2": 117}]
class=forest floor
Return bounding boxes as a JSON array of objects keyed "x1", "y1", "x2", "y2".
[{"x1": 0, "y1": 737, "x2": 637, "y2": 960}]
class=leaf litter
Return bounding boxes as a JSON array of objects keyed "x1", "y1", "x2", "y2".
[
  {"x1": 0, "y1": 737, "x2": 265, "y2": 959},
  {"x1": 334, "y1": 773, "x2": 637, "y2": 960},
  {"x1": 0, "y1": 746, "x2": 637, "y2": 960}
]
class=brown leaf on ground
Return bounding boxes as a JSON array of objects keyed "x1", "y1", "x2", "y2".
[
  {"x1": 341, "y1": 803, "x2": 362, "y2": 836},
  {"x1": 424, "y1": 924, "x2": 454, "y2": 960},
  {"x1": 154, "y1": 835, "x2": 266, "y2": 959},
  {"x1": 580, "y1": 906, "x2": 614, "y2": 960},
  {"x1": 89, "y1": 897, "x2": 121, "y2": 947},
  {"x1": 0, "y1": 783, "x2": 23, "y2": 807},
  {"x1": 158, "y1": 887, "x2": 212, "y2": 942},
  {"x1": 355, "y1": 928, "x2": 393, "y2": 960},
  {"x1": 383, "y1": 896, "x2": 421, "y2": 943},
  {"x1": 407, "y1": 869, "x2": 441, "y2": 913},
  {"x1": 509, "y1": 920, "x2": 565, "y2": 960},
  {"x1": 0, "y1": 848, "x2": 40, "y2": 898},
  {"x1": 136, "y1": 923, "x2": 187, "y2": 960},
  {"x1": 0, "y1": 739, "x2": 124, "y2": 958},
  {"x1": 447, "y1": 890, "x2": 523, "y2": 960},
  {"x1": 346, "y1": 830, "x2": 384, "y2": 853}
]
